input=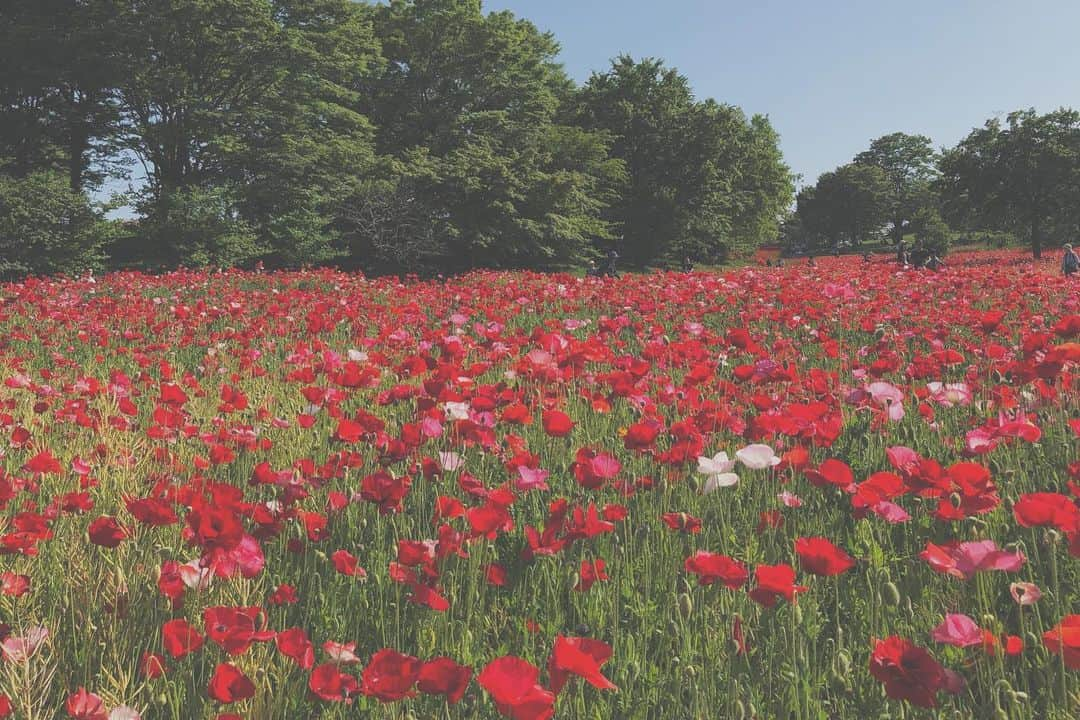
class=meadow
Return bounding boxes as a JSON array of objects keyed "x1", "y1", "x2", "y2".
[{"x1": 0, "y1": 251, "x2": 1077, "y2": 719}]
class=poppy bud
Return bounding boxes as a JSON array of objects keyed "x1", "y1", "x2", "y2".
[
  {"x1": 792, "y1": 605, "x2": 803, "y2": 625},
  {"x1": 667, "y1": 620, "x2": 679, "y2": 637},
  {"x1": 836, "y1": 650, "x2": 852, "y2": 674},
  {"x1": 677, "y1": 592, "x2": 693, "y2": 619},
  {"x1": 882, "y1": 582, "x2": 901, "y2": 606},
  {"x1": 685, "y1": 665, "x2": 697, "y2": 679},
  {"x1": 1044, "y1": 529, "x2": 1061, "y2": 546},
  {"x1": 733, "y1": 699, "x2": 746, "y2": 720}
]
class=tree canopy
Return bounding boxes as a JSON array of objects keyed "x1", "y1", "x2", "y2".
[
  {"x1": 938, "y1": 108, "x2": 1080, "y2": 258},
  {"x1": 0, "y1": 0, "x2": 795, "y2": 275}
]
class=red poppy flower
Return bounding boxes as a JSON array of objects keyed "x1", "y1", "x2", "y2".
[
  {"x1": 276, "y1": 627, "x2": 315, "y2": 669},
  {"x1": 869, "y1": 636, "x2": 945, "y2": 708},
  {"x1": 361, "y1": 648, "x2": 421, "y2": 702},
  {"x1": 161, "y1": 619, "x2": 204, "y2": 658},
  {"x1": 661, "y1": 512, "x2": 702, "y2": 534},
  {"x1": 87, "y1": 516, "x2": 127, "y2": 548},
  {"x1": 1043, "y1": 615, "x2": 1080, "y2": 670},
  {"x1": 794, "y1": 537, "x2": 855, "y2": 576},
  {"x1": 417, "y1": 657, "x2": 472, "y2": 704},
  {"x1": 575, "y1": 558, "x2": 609, "y2": 592},
  {"x1": 65, "y1": 687, "x2": 107, "y2": 720},
  {"x1": 548, "y1": 635, "x2": 618, "y2": 694},
  {"x1": 208, "y1": 663, "x2": 256, "y2": 703},
  {"x1": 477, "y1": 656, "x2": 555, "y2": 720},
  {"x1": 541, "y1": 410, "x2": 574, "y2": 437},
  {"x1": 0, "y1": 573, "x2": 30, "y2": 597},
  {"x1": 140, "y1": 651, "x2": 167, "y2": 679},
  {"x1": 308, "y1": 662, "x2": 360, "y2": 702},
  {"x1": 684, "y1": 551, "x2": 748, "y2": 589},
  {"x1": 748, "y1": 564, "x2": 807, "y2": 607},
  {"x1": 203, "y1": 606, "x2": 274, "y2": 656}
]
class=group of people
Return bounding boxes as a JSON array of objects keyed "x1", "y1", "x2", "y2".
[
  {"x1": 586, "y1": 250, "x2": 621, "y2": 278},
  {"x1": 895, "y1": 241, "x2": 945, "y2": 271}
]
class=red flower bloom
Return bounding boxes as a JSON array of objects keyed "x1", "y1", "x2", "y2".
[
  {"x1": 359, "y1": 471, "x2": 412, "y2": 514},
  {"x1": 161, "y1": 619, "x2": 204, "y2": 658},
  {"x1": 541, "y1": 410, "x2": 574, "y2": 437},
  {"x1": 417, "y1": 657, "x2": 472, "y2": 704},
  {"x1": 794, "y1": 537, "x2": 855, "y2": 576},
  {"x1": 140, "y1": 651, "x2": 167, "y2": 678},
  {"x1": 361, "y1": 648, "x2": 421, "y2": 702},
  {"x1": 477, "y1": 656, "x2": 555, "y2": 720},
  {"x1": 276, "y1": 627, "x2": 315, "y2": 669},
  {"x1": 748, "y1": 564, "x2": 806, "y2": 607},
  {"x1": 548, "y1": 635, "x2": 618, "y2": 694},
  {"x1": 869, "y1": 636, "x2": 946, "y2": 708},
  {"x1": 0, "y1": 573, "x2": 30, "y2": 597},
  {"x1": 308, "y1": 662, "x2": 360, "y2": 702},
  {"x1": 87, "y1": 516, "x2": 127, "y2": 548},
  {"x1": 575, "y1": 558, "x2": 609, "y2": 592},
  {"x1": 203, "y1": 606, "x2": 274, "y2": 656},
  {"x1": 661, "y1": 512, "x2": 702, "y2": 534},
  {"x1": 684, "y1": 551, "x2": 748, "y2": 589},
  {"x1": 1043, "y1": 615, "x2": 1080, "y2": 670},
  {"x1": 208, "y1": 663, "x2": 256, "y2": 704},
  {"x1": 65, "y1": 687, "x2": 107, "y2": 720}
]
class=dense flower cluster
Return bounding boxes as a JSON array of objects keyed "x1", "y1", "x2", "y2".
[{"x1": 0, "y1": 251, "x2": 1075, "y2": 717}]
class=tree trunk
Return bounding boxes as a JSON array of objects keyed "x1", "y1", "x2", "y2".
[{"x1": 69, "y1": 123, "x2": 87, "y2": 193}]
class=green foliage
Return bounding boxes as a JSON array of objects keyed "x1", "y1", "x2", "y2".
[
  {"x1": 573, "y1": 56, "x2": 792, "y2": 266},
  {"x1": 854, "y1": 132, "x2": 939, "y2": 244},
  {"x1": 135, "y1": 185, "x2": 260, "y2": 268},
  {"x1": 938, "y1": 108, "x2": 1080, "y2": 258},
  {"x1": 0, "y1": 170, "x2": 111, "y2": 279},
  {"x1": 907, "y1": 207, "x2": 951, "y2": 256},
  {"x1": 796, "y1": 163, "x2": 891, "y2": 249},
  {"x1": 352, "y1": 0, "x2": 620, "y2": 272}
]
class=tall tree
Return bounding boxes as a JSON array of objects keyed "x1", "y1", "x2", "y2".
[
  {"x1": 113, "y1": 0, "x2": 380, "y2": 265},
  {"x1": 854, "y1": 132, "x2": 937, "y2": 246},
  {"x1": 353, "y1": 0, "x2": 619, "y2": 272},
  {"x1": 0, "y1": 0, "x2": 122, "y2": 191},
  {"x1": 938, "y1": 108, "x2": 1080, "y2": 258},
  {"x1": 574, "y1": 56, "x2": 791, "y2": 266},
  {"x1": 797, "y1": 163, "x2": 890, "y2": 248}
]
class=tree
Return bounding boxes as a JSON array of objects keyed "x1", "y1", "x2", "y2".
[
  {"x1": 351, "y1": 0, "x2": 620, "y2": 272},
  {"x1": 797, "y1": 163, "x2": 890, "y2": 248},
  {"x1": 573, "y1": 56, "x2": 791, "y2": 266},
  {"x1": 0, "y1": 170, "x2": 112, "y2": 279},
  {"x1": 938, "y1": 108, "x2": 1080, "y2": 258},
  {"x1": 0, "y1": 1, "x2": 123, "y2": 192},
  {"x1": 113, "y1": 0, "x2": 381, "y2": 266},
  {"x1": 855, "y1": 132, "x2": 938, "y2": 246}
]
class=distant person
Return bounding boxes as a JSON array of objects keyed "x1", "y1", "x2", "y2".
[
  {"x1": 605, "y1": 249, "x2": 619, "y2": 278},
  {"x1": 1063, "y1": 243, "x2": 1080, "y2": 277},
  {"x1": 682, "y1": 256, "x2": 694, "y2": 273},
  {"x1": 586, "y1": 259, "x2": 600, "y2": 277},
  {"x1": 862, "y1": 251, "x2": 872, "y2": 264},
  {"x1": 896, "y1": 240, "x2": 906, "y2": 264},
  {"x1": 924, "y1": 254, "x2": 945, "y2": 271},
  {"x1": 775, "y1": 258, "x2": 784, "y2": 268},
  {"x1": 807, "y1": 255, "x2": 816, "y2": 267}
]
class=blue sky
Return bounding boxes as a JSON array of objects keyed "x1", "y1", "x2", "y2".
[{"x1": 486, "y1": 0, "x2": 1080, "y2": 188}]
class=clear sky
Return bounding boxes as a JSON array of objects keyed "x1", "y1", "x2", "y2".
[{"x1": 485, "y1": 0, "x2": 1080, "y2": 188}]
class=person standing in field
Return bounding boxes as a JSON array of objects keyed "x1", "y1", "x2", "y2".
[{"x1": 1063, "y1": 243, "x2": 1080, "y2": 276}]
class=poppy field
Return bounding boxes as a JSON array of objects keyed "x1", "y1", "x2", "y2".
[{"x1": 0, "y1": 251, "x2": 1078, "y2": 720}]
